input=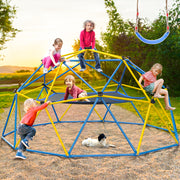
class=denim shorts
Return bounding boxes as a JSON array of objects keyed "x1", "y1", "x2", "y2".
[{"x1": 144, "y1": 83, "x2": 155, "y2": 94}]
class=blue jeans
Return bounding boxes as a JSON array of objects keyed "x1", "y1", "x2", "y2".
[
  {"x1": 17, "y1": 124, "x2": 36, "y2": 151},
  {"x1": 77, "y1": 47, "x2": 101, "y2": 69}
]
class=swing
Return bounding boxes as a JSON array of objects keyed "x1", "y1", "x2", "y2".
[{"x1": 135, "y1": 0, "x2": 170, "y2": 44}]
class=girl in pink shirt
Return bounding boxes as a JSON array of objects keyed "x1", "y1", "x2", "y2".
[
  {"x1": 139, "y1": 63, "x2": 175, "y2": 110},
  {"x1": 78, "y1": 20, "x2": 102, "y2": 73},
  {"x1": 64, "y1": 75, "x2": 89, "y2": 102}
]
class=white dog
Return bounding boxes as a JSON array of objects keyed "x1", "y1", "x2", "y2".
[{"x1": 82, "y1": 134, "x2": 115, "y2": 148}]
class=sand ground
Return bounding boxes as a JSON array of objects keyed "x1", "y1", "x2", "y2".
[{"x1": 0, "y1": 104, "x2": 179, "y2": 180}]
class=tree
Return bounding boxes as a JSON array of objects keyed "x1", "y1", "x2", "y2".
[{"x1": 0, "y1": 0, "x2": 20, "y2": 52}]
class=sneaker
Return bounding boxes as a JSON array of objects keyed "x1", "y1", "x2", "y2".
[
  {"x1": 154, "y1": 94, "x2": 164, "y2": 98},
  {"x1": 80, "y1": 68, "x2": 86, "y2": 72},
  {"x1": 51, "y1": 67, "x2": 55, "y2": 71},
  {"x1": 43, "y1": 68, "x2": 48, "y2": 74},
  {"x1": 15, "y1": 151, "x2": 26, "y2": 160},
  {"x1": 21, "y1": 139, "x2": 29, "y2": 148},
  {"x1": 96, "y1": 68, "x2": 103, "y2": 73}
]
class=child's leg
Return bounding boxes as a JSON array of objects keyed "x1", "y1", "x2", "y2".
[
  {"x1": 78, "y1": 91, "x2": 90, "y2": 102},
  {"x1": 52, "y1": 53, "x2": 61, "y2": 67},
  {"x1": 24, "y1": 126, "x2": 36, "y2": 141},
  {"x1": 159, "y1": 89, "x2": 176, "y2": 110},
  {"x1": 78, "y1": 48, "x2": 86, "y2": 69},
  {"x1": 153, "y1": 79, "x2": 164, "y2": 98},
  {"x1": 93, "y1": 49, "x2": 101, "y2": 69},
  {"x1": 43, "y1": 56, "x2": 53, "y2": 68}
]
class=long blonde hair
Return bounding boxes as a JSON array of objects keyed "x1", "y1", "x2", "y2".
[{"x1": 150, "y1": 63, "x2": 163, "y2": 75}]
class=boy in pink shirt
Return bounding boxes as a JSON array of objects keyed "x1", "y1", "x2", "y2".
[
  {"x1": 64, "y1": 75, "x2": 89, "y2": 102},
  {"x1": 78, "y1": 20, "x2": 102, "y2": 72}
]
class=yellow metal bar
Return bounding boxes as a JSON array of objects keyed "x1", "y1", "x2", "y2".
[
  {"x1": 152, "y1": 105, "x2": 178, "y2": 144},
  {"x1": 23, "y1": 85, "x2": 43, "y2": 95},
  {"x1": 156, "y1": 99, "x2": 173, "y2": 127},
  {"x1": 45, "y1": 62, "x2": 63, "y2": 102},
  {"x1": 91, "y1": 105, "x2": 103, "y2": 121},
  {"x1": 102, "y1": 95, "x2": 149, "y2": 104},
  {"x1": 137, "y1": 103, "x2": 152, "y2": 155},
  {"x1": 16, "y1": 92, "x2": 30, "y2": 100},
  {"x1": 59, "y1": 104, "x2": 72, "y2": 121},
  {"x1": 17, "y1": 95, "x2": 21, "y2": 121},
  {"x1": 89, "y1": 49, "x2": 122, "y2": 59},
  {"x1": 66, "y1": 49, "x2": 86, "y2": 59},
  {"x1": 121, "y1": 83, "x2": 142, "y2": 91},
  {"x1": 15, "y1": 138, "x2": 21, "y2": 149},
  {"x1": 123, "y1": 60, "x2": 150, "y2": 101},
  {"x1": 45, "y1": 108, "x2": 69, "y2": 156},
  {"x1": 51, "y1": 95, "x2": 98, "y2": 105}
]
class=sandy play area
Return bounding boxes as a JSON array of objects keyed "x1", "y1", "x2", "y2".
[{"x1": 0, "y1": 103, "x2": 179, "y2": 179}]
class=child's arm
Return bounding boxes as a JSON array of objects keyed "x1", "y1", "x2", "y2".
[{"x1": 139, "y1": 76, "x2": 144, "y2": 88}]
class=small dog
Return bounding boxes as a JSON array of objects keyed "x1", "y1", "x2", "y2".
[{"x1": 82, "y1": 133, "x2": 115, "y2": 148}]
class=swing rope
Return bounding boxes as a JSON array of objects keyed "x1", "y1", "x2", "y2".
[{"x1": 135, "y1": 0, "x2": 170, "y2": 44}]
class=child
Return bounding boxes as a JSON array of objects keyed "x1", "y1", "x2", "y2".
[
  {"x1": 139, "y1": 63, "x2": 175, "y2": 110},
  {"x1": 15, "y1": 99, "x2": 51, "y2": 159},
  {"x1": 64, "y1": 75, "x2": 90, "y2": 102},
  {"x1": 42, "y1": 38, "x2": 67, "y2": 74},
  {"x1": 78, "y1": 20, "x2": 102, "y2": 72}
]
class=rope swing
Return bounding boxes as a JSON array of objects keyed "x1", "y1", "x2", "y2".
[{"x1": 135, "y1": 0, "x2": 170, "y2": 44}]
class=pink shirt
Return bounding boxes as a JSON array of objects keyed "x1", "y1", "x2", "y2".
[
  {"x1": 142, "y1": 71, "x2": 156, "y2": 87},
  {"x1": 80, "y1": 30, "x2": 95, "y2": 49},
  {"x1": 21, "y1": 103, "x2": 48, "y2": 126},
  {"x1": 64, "y1": 85, "x2": 84, "y2": 100}
]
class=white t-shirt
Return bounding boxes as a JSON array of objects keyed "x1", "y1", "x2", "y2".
[{"x1": 43, "y1": 46, "x2": 61, "y2": 58}]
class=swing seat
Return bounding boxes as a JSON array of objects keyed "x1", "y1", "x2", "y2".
[{"x1": 135, "y1": 31, "x2": 170, "y2": 45}]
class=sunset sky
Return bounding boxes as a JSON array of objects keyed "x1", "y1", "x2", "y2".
[{"x1": 0, "y1": 0, "x2": 173, "y2": 67}]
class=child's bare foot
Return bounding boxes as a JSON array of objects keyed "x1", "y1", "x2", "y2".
[
  {"x1": 154, "y1": 94, "x2": 164, "y2": 98},
  {"x1": 166, "y1": 106, "x2": 176, "y2": 110}
]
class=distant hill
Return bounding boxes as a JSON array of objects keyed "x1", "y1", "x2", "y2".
[{"x1": 0, "y1": 66, "x2": 35, "y2": 73}]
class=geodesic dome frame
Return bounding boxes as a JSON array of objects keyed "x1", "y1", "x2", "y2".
[{"x1": 1, "y1": 49, "x2": 179, "y2": 158}]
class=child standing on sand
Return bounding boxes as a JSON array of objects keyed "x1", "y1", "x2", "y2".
[
  {"x1": 15, "y1": 99, "x2": 51, "y2": 159},
  {"x1": 139, "y1": 63, "x2": 175, "y2": 110},
  {"x1": 78, "y1": 20, "x2": 102, "y2": 72}
]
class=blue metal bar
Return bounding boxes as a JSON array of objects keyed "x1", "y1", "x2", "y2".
[
  {"x1": 64, "y1": 63, "x2": 97, "y2": 93},
  {"x1": 116, "y1": 66, "x2": 127, "y2": 91},
  {"x1": 68, "y1": 98, "x2": 99, "y2": 154},
  {"x1": 101, "y1": 98, "x2": 137, "y2": 154},
  {"x1": 18, "y1": 64, "x2": 43, "y2": 92},
  {"x1": 139, "y1": 144, "x2": 178, "y2": 156},
  {"x1": 1, "y1": 136, "x2": 14, "y2": 149},
  {"x1": 2, "y1": 96, "x2": 16, "y2": 136},
  {"x1": 46, "y1": 63, "x2": 80, "y2": 86},
  {"x1": 27, "y1": 149, "x2": 68, "y2": 158},
  {"x1": 86, "y1": 62, "x2": 119, "y2": 84},
  {"x1": 71, "y1": 153, "x2": 136, "y2": 158},
  {"x1": 51, "y1": 104, "x2": 60, "y2": 122},
  {"x1": 69, "y1": 59, "x2": 122, "y2": 62},
  {"x1": 14, "y1": 94, "x2": 18, "y2": 148},
  {"x1": 102, "y1": 61, "x2": 123, "y2": 92},
  {"x1": 103, "y1": 104, "x2": 112, "y2": 121},
  {"x1": 121, "y1": 86, "x2": 144, "y2": 123},
  {"x1": 20, "y1": 73, "x2": 46, "y2": 91}
]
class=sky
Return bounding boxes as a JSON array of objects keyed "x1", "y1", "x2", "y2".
[{"x1": 0, "y1": 0, "x2": 174, "y2": 67}]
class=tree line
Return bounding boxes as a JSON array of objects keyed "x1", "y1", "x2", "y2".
[{"x1": 72, "y1": 0, "x2": 180, "y2": 96}]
